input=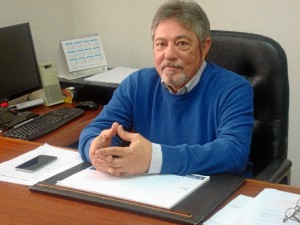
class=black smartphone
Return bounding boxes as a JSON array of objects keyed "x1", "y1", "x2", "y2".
[{"x1": 15, "y1": 155, "x2": 57, "y2": 172}]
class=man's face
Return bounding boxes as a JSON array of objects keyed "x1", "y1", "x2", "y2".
[{"x1": 153, "y1": 18, "x2": 210, "y2": 92}]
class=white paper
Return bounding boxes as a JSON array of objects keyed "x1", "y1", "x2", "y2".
[
  {"x1": 204, "y1": 188, "x2": 300, "y2": 225},
  {"x1": 204, "y1": 194, "x2": 253, "y2": 225},
  {"x1": 84, "y1": 67, "x2": 138, "y2": 84},
  {"x1": 57, "y1": 168, "x2": 210, "y2": 209},
  {"x1": 240, "y1": 188, "x2": 300, "y2": 225},
  {"x1": 0, "y1": 144, "x2": 83, "y2": 186}
]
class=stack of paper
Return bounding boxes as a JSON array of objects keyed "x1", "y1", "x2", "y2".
[
  {"x1": 57, "y1": 168, "x2": 210, "y2": 209},
  {"x1": 204, "y1": 188, "x2": 300, "y2": 225}
]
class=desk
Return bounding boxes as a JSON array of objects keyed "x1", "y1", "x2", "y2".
[
  {"x1": 1, "y1": 103, "x2": 102, "y2": 147},
  {"x1": 1, "y1": 138, "x2": 300, "y2": 225}
]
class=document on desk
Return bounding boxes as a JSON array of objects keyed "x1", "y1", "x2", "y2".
[
  {"x1": 204, "y1": 188, "x2": 300, "y2": 225},
  {"x1": 56, "y1": 167, "x2": 210, "y2": 209},
  {"x1": 204, "y1": 194, "x2": 254, "y2": 225},
  {"x1": 241, "y1": 188, "x2": 300, "y2": 225},
  {"x1": 0, "y1": 144, "x2": 83, "y2": 186},
  {"x1": 84, "y1": 67, "x2": 138, "y2": 84}
]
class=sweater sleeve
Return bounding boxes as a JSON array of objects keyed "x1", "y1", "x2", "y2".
[{"x1": 78, "y1": 73, "x2": 136, "y2": 162}]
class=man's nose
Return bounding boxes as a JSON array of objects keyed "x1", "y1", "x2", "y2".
[{"x1": 164, "y1": 44, "x2": 178, "y2": 60}]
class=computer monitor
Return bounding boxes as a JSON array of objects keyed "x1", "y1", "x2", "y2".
[
  {"x1": 0, "y1": 23, "x2": 42, "y2": 103},
  {"x1": 0, "y1": 23, "x2": 42, "y2": 129}
]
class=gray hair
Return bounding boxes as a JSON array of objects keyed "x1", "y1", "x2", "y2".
[{"x1": 151, "y1": 0, "x2": 210, "y2": 43}]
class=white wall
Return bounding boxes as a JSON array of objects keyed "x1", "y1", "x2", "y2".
[
  {"x1": 1, "y1": 0, "x2": 299, "y2": 186},
  {"x1": 0, "y1": 0, "x2": 74, "y2": 66},
  {"x1": 72, "y1": 0, "x2": 300, "y2": 186},
  {"x1": 0, "y1": 0, "x2": 73, "y2": 101}
]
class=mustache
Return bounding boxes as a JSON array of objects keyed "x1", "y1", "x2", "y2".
[{"x1": 160, "y1": 62, "x2": 184, "y2": 70}]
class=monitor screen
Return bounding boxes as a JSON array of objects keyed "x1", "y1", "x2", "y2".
[{"x1": 0, "y1": 23, "x2": 42, "y2": 103}]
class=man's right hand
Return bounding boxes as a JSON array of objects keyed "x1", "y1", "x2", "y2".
[{"x1": 89, "y1": 122, "x2": 120, "y2": 168}]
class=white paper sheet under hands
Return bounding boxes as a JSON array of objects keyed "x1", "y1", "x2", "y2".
[
  {"x1": 57, "y1": 167, "x2": 210, "y2": 209},
  {"x1": 0, "y1": 144, "x2": 83, "y2": 186}
]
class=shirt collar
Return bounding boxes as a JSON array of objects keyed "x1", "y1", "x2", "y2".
[{"x1": 162, "y1": 61, "x2": 207, "y2": 95}]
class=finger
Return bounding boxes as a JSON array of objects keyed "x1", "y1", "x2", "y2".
[
  {"x1": 110, "y1": 166, "x2": 137, "y2": 176},
  {"x1": 111, "y1": 168, "x2": 130, "y2": 176},
  {"x1": 97, "y1": 147, "x2": 126, "y2": 158},
  {"x1": 96, "y1": 165, "x2": 116, "y2": 174},
  {"x1": 95, "y1": 159, "x2": 131, "y2": 177},
  {"x1": 117, "y1": 125, "x2": 135, "y2": 142},
  {"x1": 90, "y1": 135, "x2": 103, "y2": 150},
  {"x1": 101, "y1": 166, "x2": 128, "y2": 177},
  {"x1": 93, "y1": 155, "x2": 123, "y2": 167},
  {"x1": 92, "y1": 122, "x2": 120, "y2": 150},
  {"x1": 98, "y1": 122, "x2": 119, "y2": 145},
  {"x1": 95, "y1": 160, "x2": 124, "y2": 176},
  {"x1": 96, "y1": 156, "x2": 136, "y2": 176},
  {"x1": 103, "y1": 122, "x2": 120, "y2": 139},
  {"x1": 93, "y1": 153, "x2": 114, "y2": 162}
]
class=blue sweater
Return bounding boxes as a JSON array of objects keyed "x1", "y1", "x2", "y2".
[{"x1": 79, "y1": 63, "x2": 254, "y2": 176}]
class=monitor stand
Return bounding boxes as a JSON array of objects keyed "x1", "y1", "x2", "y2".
[{"x1": 0, "y1": 108, "x2": 39, "y2": 131}]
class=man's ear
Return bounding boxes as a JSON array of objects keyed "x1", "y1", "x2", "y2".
[{"x1": 201, "y1": 37, "x2": 212, "y2": 60}]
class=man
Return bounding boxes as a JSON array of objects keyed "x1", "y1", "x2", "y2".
[{"x1": 78, "y1": 0, "x2": 254, "y2": 177}]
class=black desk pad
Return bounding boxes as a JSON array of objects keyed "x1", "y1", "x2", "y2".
[{"x1": 29, "y1": 162, "x2": 245, "y2": 225}]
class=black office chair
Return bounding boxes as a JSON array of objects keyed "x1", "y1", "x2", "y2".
[{"x1": 206, "y1": 30, "x2": 292, "y2": 184}]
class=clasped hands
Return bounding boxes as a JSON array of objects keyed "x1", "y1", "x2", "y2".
[{"x1": 89, "y1": 122, "x2": 152, "y2": 176}]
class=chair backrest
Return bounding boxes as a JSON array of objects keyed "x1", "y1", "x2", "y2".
[{"x1": 206, "y1": 30, "x2": 289, "y2": 176}]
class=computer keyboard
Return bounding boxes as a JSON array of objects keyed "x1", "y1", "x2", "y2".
[{"x1": 3, "y1": 107, "x2": 85, "y2": 140}]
